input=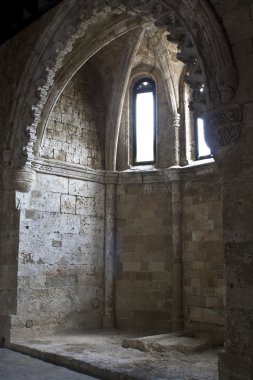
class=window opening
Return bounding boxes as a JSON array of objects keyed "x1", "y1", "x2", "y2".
[
  {"x1": 195, "y1": 117, "x2": 212, "y2": 159},
  {"x1": 133, "y1": 78, "x2": 156, "y2": 164}
]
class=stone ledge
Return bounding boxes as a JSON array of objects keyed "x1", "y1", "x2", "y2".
[
  {"x1": 32, "y1": 158, "x2": 218, "y2": 186},
  {"x1": 33, "y1": 159, "x2": 106, "y2": 184}
]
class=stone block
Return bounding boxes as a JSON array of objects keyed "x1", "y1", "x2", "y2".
[
  {"x1": 214, "y1": 0, "x2": 253, "y2": 18},
  {"x1": 223, "y1": 6, "x2": 251, "y2": 32},
  {"x1": 80, "y1": 215, "x2": 104, "y2": 236},
  {"x1": 218, "y1": 350, "x2": 252, "y2": 380},
  {"x1": 53, "y1": 149, "x2": 66, "y2": 161},
  {"x1": 202, "y1": 288, "x2": 214, "y2": 297},
  {"x1": 193, "y1": 261, "x2": 205, "y2": 270},
  {"x1": 235, "y1": 54, "x2": 253, "y2": 104},
  {"x1": 190, "y1": 306, "x2": 224, "y2": 325},
  {"x1": 123, "y1": 262, "x2": 141, "y2": 272},
  {"x1": 122, "y1": 272, "x2": 136, "y2": 280},
  {"x1": 28, "y1": 191, "x2": 61, "y2": 213},
  {"x1": 51, "y1": 241, "x2": 63, "y2": 252},
  {"x1": 35, "y1": 173, "x2": 68, "y2": 194},
  {"x1": 46, "y1": 275, "x2": 77, "y2": 287},
  {"x1": 206, "y1": 296, "x2": 222, "y2": 308},
  {"x1": 188, "y1": 295, "x2": 206, "y2": 307},
  {"x1": 232, "y1": 38, "x2": 252, "y2": 59},
  {"x1": 25, "y1": 209, "x2": 38, "y2": 220},
  {"x1": 191, "y1": 278, "x2": 200, "y2": 287},
  {"x1": 149, "y1": 262, "x2": 165, "y2": 272},
  {"x1": 69, "y1": 179, "x2": 104, "y2": 198},
  {"x1": 75, "y1": 196, "x2": 95, "y2": 214},
  {"x1": 60, "y1": 194, "x2": 76, "y2": 214}
]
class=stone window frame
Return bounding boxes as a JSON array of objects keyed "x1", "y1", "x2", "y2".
[
  {"x1": 132, "y1": 77, "x2": 157, "y2": 166},
  {"x1": 194, "y1": 114, "x2": 213, "y2": 161},
  {"x1": 127, "y1": 72, "x2": 159, "y2": 169},
  {"x1": 179, "y1": 75, "x2": 213, "y2": 166}
]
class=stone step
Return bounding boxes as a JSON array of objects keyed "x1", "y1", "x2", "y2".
[{"x1": 122, "y1": 330, "x2": 223, "y2": 354}]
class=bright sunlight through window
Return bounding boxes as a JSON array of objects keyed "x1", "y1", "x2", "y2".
[
  {"x1": 196, "y1": 117, "x2": 211, "y2": 158},
  {"x1": 134, "y1": 79, "x2": 155, "y2": 164}
]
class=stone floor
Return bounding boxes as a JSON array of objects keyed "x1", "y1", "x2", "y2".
[
  {"x1": 8, "y1": 329, "x2": 221, "y2": 380},
  {"x1": 0, "y1": 347, "x2": 99, "y2": 380}
]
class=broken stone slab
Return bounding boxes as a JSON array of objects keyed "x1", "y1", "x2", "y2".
[
  {"x1": 122, "y1": 330, "x2": 223, "y2": 354},
  {"x1": 151, "y1": 336, "x2": 209, "y2": 354}
]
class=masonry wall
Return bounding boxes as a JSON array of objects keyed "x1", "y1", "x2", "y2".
[
  {"x1": 0, "y1": 8, "x2": 57, "y2": 169},
  {"x1": 115, "y1": 163, "x2": 223, "y2": 333},
  {"x1": 9, "y1": 61, "x2": 107, "y2": 340},
  {"x1": 209, "y1": 1, "x2": 253, "y2": 378},
  {"x1": 182, "y1": 164, "x2": 224, "y2": 331},
  {"x1": 115, "y1": 177, "x2": 173, "y2": 332},
  {"x1": 0, "y1": 190, "x2": 19, "y2": 342},
  {"x1": 40, "y1": 63, "x2": 105, "y2": 169},
  {"x1": 11, "y1": 173, "x2": 105, "y2": 340}
]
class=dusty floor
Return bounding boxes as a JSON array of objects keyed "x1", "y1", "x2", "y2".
[
  {"x1": 0, "y1": 348, "x2": 98, "y2": 380},
  {"x1": 10, "y1": 329, "x2": 221, "y2": 380}
]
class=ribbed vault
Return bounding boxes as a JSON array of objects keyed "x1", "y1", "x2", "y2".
[{"x1": 3, "y1": 0, "x2": 238, "y2": 186}]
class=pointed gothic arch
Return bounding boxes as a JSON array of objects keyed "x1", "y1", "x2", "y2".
[{"x1": 3, "y1": 0, "x2": 240, "y2": 191}]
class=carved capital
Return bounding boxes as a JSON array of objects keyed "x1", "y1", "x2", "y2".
[
  {"x1": 204, "y1": 104, "x2": 243, "y2": 149},
  {"x1": 3, "y1": 167, "x2": 36, "y2": 193}
]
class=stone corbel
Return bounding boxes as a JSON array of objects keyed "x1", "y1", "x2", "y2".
[
  {"x1": 3, "y1": 167, "x2": 36, "y2": 193},
  {"x1": 203, "y1": 104, "x2": 243, "y2": 150}
]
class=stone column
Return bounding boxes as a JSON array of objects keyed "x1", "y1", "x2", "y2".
[
  {"x1": 184, "y1": 85, "x2": 196, "y2": 164},
  {"x1": 169, "y1": 114, "x2": 181, "y2": 167},
  {"x1": 1, "y1": 166, "x2": 35, "y2": 343},
  {"x1": 203, "y1": 104, "x2": 253, "y2": 380},
  {"x1": 171, "y1": 170, "x2": 183, "y2": 331},
  {"x1": 103, "y1": 181, "x2": 116, "y2": 328}
]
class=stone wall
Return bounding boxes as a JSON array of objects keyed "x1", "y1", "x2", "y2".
[
  {"x1": 5, "y1": 56, "x2": 108, "y2": 340},
  {"x1": 115, "y1": 175, "x2": 173, "y2": 332},
  {"x1": 182, "y1": 164, "x2": 224, "y2": 331},
  {"x1": 0, "y1": 7, "x2": 57, "y2": 173},
  {"x1": 0, "y1": 191, "x2": 19, "y2": 342},
  {"x1": 40, "y1": 64, "x2": 105, "y2": 169},
  {"x1": 115, "y1": 163, "x2": 223, "y2": 333},
  {"x1": 0, "y1": 7, "x2": 59, "y2": 344},
  {"x1": 11, "y1": 172, "x2": 105, "y2": 340},
  {"x1": 207, "y1": 1, "x2": 253, "y2": 378}
]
